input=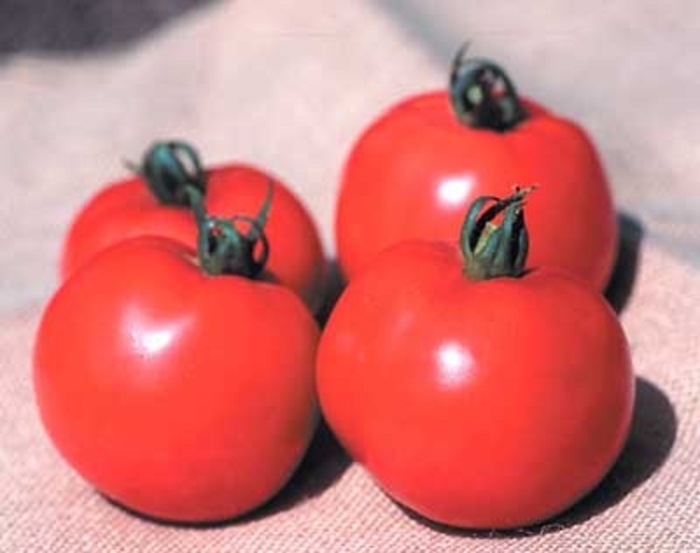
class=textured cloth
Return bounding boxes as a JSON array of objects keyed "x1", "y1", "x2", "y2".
[{"x1": 2, "y1": 1, "x2": 699, "y2": 551}]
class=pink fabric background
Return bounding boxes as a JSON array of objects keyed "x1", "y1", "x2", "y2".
[{"x1": 2, "y1": 1, "x2": 699, "y2": 551}]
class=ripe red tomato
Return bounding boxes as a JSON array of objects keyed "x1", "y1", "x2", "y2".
[
  {"x1": 61, "y1": 141, "x2": 327, "y2": 313},
  {"x1": 35, "y1": 232, "x2": 320, "y2": 523},
  {"x1": 318, "y1": 191, "x2": 634, "y2": 529},
  {"x1": 336, "y1": 50, "x2": 617, "y2": 290}
]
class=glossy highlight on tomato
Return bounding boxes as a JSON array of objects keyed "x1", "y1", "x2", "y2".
[
  {"x1": 35, "y1": 235, "x2": 320, "y2": 523},
  {"x1": 336, "y1": 51, "x2": 617, "y2": 290},
  {"x1": 61, "y1": 142, "x2": 327, "y2": 313},
  {"x1": 318, "y1": 191, "x2": 634, "y2": 529}
]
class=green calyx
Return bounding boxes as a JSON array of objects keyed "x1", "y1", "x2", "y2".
[
  {"x1": 126, "y1": 138, "x2": 273, "y2": 278},
  {"x1": 190, "y1": 179, "x2": 273, "y2": 278},
  {"x1": 460, "y1": 187, "x2": 535, "y2": 280},
  {"x1": 135, "y1": 140, "x2": 207, "y2": 207},
  {"x1": 449, "y1": 43, "x2": 528, "y2": 132}
]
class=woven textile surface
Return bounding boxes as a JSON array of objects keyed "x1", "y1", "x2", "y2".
[{"x1": 1, "y1": 2, "x2": 699, "y2": 551}]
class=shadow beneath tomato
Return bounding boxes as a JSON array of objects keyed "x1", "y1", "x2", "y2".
[
  {"x1": 549, "y1": 377, "x2": 677, "y2": 530},
  {"x1": 238, "y1": 418, "x2": 352, "y2": 522},
  {"x1": 0, "y1": 0, "x2": 219, "y2": 56},
  {"x1": 397, "y1": 376, "x2": 677, "y2": 538},
  {"x1": 320, "y1": 215, "x2": 644, "y2": 325},
  {"x1": 315, "y1": 259, "x2": 347, "y2": 328},
  {"x1": 102, "y1": 418, "x2": 351, "y2": 528},
  {"x1": 605, "y1": 213, "x2": 645, "y2": 314}
]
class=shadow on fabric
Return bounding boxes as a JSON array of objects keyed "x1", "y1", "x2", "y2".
[
  {"x1": 549, "y1": 377, "x2": 677, "y2": 529},
  {"x1": 0, "y1": 0, "x2": 219, "y2": 55},
  {"x1": 238, "y1": 418, "x2": 352, "y2": 523},
  {"x1": 605, "y1": 212, "x2": 645, "y2": 313},
  {"x1": 398, "y1": 376, "x2": 677, "y2": 538},
  {"x1": 315, "y1": 260, "x2": 346, "y2": 329},
  {"x1": 103, "y1": 418, "x2": 351, "y2": 528}
]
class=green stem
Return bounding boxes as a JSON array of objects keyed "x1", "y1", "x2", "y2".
[
  {"x1": 126, "y1": 140, "x2": 274, "y2": 278},
  {"x1": 461, "y1": 187, "x2": 534, "y2": 280},
  {"x1": 449, "y1": 43, "x2": 528, "y2": 132},
  {"x1": 131, "y1": 140, "x2": 207, "y2": 207},
  {"x1": 195, "y1": 179, "x2": 274, "y2": 278}
]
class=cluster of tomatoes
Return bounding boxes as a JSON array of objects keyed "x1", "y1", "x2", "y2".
[{"x1": 33, "y1": 49, "x2": 634, "y2": 530}]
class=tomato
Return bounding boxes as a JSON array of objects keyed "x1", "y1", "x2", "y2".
[
  {"x1": 61, "y1": 141, "x2": 327, "y2": 314},
  {"x1": 335, "y1": 48, "x2": 617, "y2": 290},
  {"x1": 317, "y1": 190, "x2": 634, "y2": 529},
  {"x1": 35, "y1": 211, "x2": 320, "y2": 522}
]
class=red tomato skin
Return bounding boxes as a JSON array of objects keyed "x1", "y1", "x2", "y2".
[
  {"x1": 61, "y1": 165, "x2": 327, "y2": 313},
  {"x1": 317, "y1": 241, "x2": 634, "y2": 529},
  {"x1": 336, "y1": 92, "x2": 617, "y2": 290},
  {"x1": 35, "y1": 237, "x2": 320, "y2": 523}
]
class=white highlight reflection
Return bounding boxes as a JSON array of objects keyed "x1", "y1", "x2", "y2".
[
  {"x1": 138, "y1": 328, "x2": 175, "y2": 355},
  {"x1": 437, "y1": 175, "x2": 474, "y2": 207},
  {"x1": 436, "y1": 342, "x2": 474, "y2": 388},
  {"x1": 125, "y1": 304, "x2": 188, "y2": 359}
]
